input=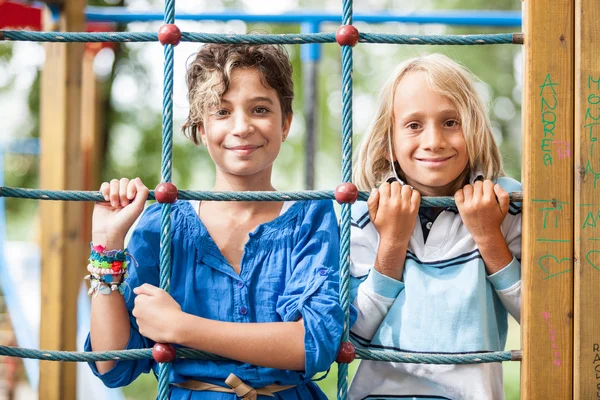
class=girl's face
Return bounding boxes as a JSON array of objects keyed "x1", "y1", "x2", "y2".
[
  {"x1": 391, "y1": 71, "x2": 469, "y2": 197},
  {"x1": 199, "y1": 68, "x2": 291, "y2": 186}
]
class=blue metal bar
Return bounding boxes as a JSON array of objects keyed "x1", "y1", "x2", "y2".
[
  {"x1": 85, "y1": 8, "x2": 521, "y2": 27},
  {"x1": 301, "y1": 22, "x2": 321, "y2": 61},
  {"x1": 2, "y1": 139, "x2": 40, "y2": 156}
]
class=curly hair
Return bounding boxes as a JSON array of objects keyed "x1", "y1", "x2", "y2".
[{"x1": 182, "y1": 43, "x2": 294, "y2": 144}]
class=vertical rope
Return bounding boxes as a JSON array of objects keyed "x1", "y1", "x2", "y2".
[
  {"x1": 164, "y1": 0, "x2": 175, "y2": 26},
  {"x1": 338, "y1": 0, "x2": 353, "y2": 398},
  {"x1": 161, "y1": 43, "x2": 174, "y2": 183},
  {"x1": 342, "y1": 0, "x2": 352, "y2": 25},
  {"x1": 157, "y1": 0, "x2": 176, "y2": 399}
]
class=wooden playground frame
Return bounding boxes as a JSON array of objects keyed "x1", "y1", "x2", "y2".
[{"x1": 33, "y1": 0, "x2": 599, "y2": 398}]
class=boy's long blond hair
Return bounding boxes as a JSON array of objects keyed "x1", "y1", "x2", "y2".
[{"x1": 354, "y1": 53, "x2": 504, "y2": 191}]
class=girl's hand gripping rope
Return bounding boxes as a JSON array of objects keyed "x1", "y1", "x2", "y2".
[
  {"x1": 92, "y1": 177, "x2": 149, "y2": 249},
  {"x1": 132, "y1": 284, "x2": 183, "y2": 344},
  {"x1": 368, "y1": 181, "x2": 421, "y2": 281}
]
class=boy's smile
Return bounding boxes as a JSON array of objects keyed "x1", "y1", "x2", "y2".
[{"x1": 415, "y1": 155, "x2": 455, "y2": 167}]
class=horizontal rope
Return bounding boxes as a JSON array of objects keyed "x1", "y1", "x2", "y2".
[
  {"x1": 181, "y1": 32, "x2": 334, "y2": 44},
  {"x1": 0, "y1": 187, "x2": 524, "y2": 207},
  {"x1": 0, "y1": 344, "x2": 521, "y2": 364},
  {"x1": 355, "y1": 346, "x2": 522, "y2": 364},
  {"x1": 359, "y1": 32, "x2": 520, "y2": 45},
  {"x1": 0, "y1": 31, "x2": 522, "y2": 45},
  {"x1": 0, "y1": 345, "x2": 222, "y2": 362},
  {"x1": 1, "y1": 31, "x2": 158, "y2": 42}
]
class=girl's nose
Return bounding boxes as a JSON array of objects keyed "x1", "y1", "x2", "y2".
[{"x1": 231, "y1": 112, "x2": 254, "y2": 137}]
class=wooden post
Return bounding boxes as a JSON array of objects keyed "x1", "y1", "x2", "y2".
[
  {"x1": 81, "y1": 49, "x2": 106, "y2": 241},
  {"x1": 38, "y1": 0, "x2": 85, "y2": 399},
  {"x1": 574, "y1": 0, "x2": 600, "y2": 397},
  {"x1": 521, "y1": 0, "x2": 574, "y2": 398}
]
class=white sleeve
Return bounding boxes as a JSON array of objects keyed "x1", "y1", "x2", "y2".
[
  {"x1": 488, "y1": 208, "x2": 522, "y2": 322},
  {"x1": 350, "y1": 205, "x2": 405, "y2": 341}
]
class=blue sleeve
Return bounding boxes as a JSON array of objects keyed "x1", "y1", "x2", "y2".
[
  {"x1": 85, "y1": 203, "x2": 162, "y2": 388},
  {"x1": 276, "y1": 201, "x2": 345, "y2": 378}
]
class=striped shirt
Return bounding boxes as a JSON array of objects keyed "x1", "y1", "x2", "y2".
[{"x1": 349, "y1": 174, "x2": 522, "y2": 400}]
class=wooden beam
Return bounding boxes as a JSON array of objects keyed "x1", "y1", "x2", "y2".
[
  {"x1": 81, "y1": 49, "x2": 105, "y2": 242},
  {"x1": 521, "y1": 0, "x2": 574, "y2": 398},
  {"x1": 38, "y1": 0, "x2": 85, "y2": 399},
  {"x1": 574, "y1": 0, "x2": 600, "y2": 397}
]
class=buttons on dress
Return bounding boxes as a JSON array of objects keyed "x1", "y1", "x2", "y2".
[
  {"x1": 240, "y1": 306, "x2": 248, "y2": 315},
  {"x1": 236, "y1": 281, "x2": 244, "y2": 289},
  {"x1": 318, "y1": 268, "x2": 327, "y2": 276}
]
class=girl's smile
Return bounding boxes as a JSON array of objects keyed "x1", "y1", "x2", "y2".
[{"x1": 225, "y1": 144, "x2": 263, "y2": 156}]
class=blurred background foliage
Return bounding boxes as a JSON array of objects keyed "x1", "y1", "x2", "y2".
[{"x1": 0, "y1": 0, "x2": 521, "y2": 398}]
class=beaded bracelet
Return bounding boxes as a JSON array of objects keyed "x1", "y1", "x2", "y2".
[
  {"x1": 85, "y1": 274, "x2": 126, "y2": 296},
  {"x1": 88, "y1": 243, "x2": 129, "y2": 277},
  {"x1": 87, "y1": 264, "x2": 126, "y2": 276},
  {"x1": 86, "y1": 243, "x2": 133, "y2": 297},
  {"x1": 89, "y1": 259, "x2": 128, "y2": 273}
]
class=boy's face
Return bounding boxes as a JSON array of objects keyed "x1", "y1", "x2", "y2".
[
  {"x1": 199, "y1": 68, "x2": 292, "y2": 183},
  {"x1": 391, "y1": 71, "x2": 468, "y2": 196}
]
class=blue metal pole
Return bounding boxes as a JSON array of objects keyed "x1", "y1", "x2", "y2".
[
  {"x1": 301, "y1": 21, "x2": 320, "y2": 189},
  {"x1": 84, "y1": 8, "x2": 521, "y2": 27},
  {"x1": 5, "y1": 139, "x2": 40, "y2": 156}
]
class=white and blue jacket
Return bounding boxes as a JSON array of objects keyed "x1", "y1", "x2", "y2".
[{"x1": 348, "y1": 174, "x2": 522, "y2": 400}]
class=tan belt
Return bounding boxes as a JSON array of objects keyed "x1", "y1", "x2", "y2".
[{"x1": 173, "y1": 373, "x2": 296, "y2": 399}]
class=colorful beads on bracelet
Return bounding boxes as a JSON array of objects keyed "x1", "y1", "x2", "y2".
[
  {"x1": 86, "y1": 243, "x2": 134, "y2": 298},
  {"x1": 88, "y1": 242, "x2": 130, "y2": 276},
  {"x1": 89, "y1": 259, "x2": 128, "y2": 272},
  {"x1": 87, "y1": 264, "x2": 126, "y2": 276}
]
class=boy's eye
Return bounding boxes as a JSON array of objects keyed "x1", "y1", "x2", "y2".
[
  {"x1": 445, "y1": 120, "x2": 460, "y2": 128},
  {"x1": 407, "y1": 123, "x2": 421, "y2": 130}
]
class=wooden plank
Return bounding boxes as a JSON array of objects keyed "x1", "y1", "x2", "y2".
[
  {"x1": 38, "y1": 0, "x2": 85, "y2": 399},
  {"x1": 574, "y1": 0, "x2": 600, "y2": 397},
  {"x1": 81, "y1": 50, "x2": 105, "y2": 241},
  {"x1": 521, "y1": 0, "x2": 574, "y2": 398}
]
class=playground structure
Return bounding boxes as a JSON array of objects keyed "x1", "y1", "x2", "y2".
[{"x1": 0, "y1": 0, "x2": 597, "y2": 400}]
